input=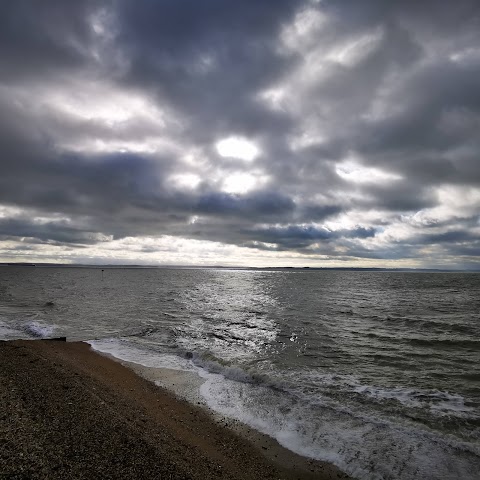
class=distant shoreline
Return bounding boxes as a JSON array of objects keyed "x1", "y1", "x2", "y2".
[{"x1": 1, "y1": 263, "x2": 477, "y2": 272}]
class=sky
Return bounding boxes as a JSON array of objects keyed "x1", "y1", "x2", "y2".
[{"x1": 0, "y1": 0, "x2": 479, "y2": 269}]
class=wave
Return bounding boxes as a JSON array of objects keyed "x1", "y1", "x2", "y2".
[
  {"x1": 0, "y1": 317, "x2": 57, "y2": 340},
  {"x1": 90, "y1": 336, "x2": 479, "y2": 423},
  {"x1": 184, "y1": 349, "x2": 283, "y2": 388},
  {"x1": 122, "y1": 325, "x2": 165, "y2": 338},
  {"x1": 407, "y1": 337, "x2": 480, "y2": 349},
  {"x1": 185, "y1": 350, "x2": 480, "y2": 443},
  {"x1": 23, "y1": 321, "x2": 56, "y2": 338},
  {"x1": 196, "y1": 354, "x2": 480, "y2": 480},
  {"x1": 353, "y1": 384, "x2": 478, "y2": 417},
  {"x1": 370, "y1": 314, "x2": 479, "y2": 336},
  {"x1": 0, "y1": 318, "x2": 27, "y2": 340},
  {"x1": 360, "y1": 330, "x2": 480, "y2": 349},
  {"x1": 194, "y1": 354, "x2": 478, "y2": 420}
]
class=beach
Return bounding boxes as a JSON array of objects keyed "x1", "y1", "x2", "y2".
[
  {"x1": 0, "y1": 339, "x2": 349, "y2": 479},
  {"x1": 1, "y1": 267, "x2": 478, "y2": 478}
]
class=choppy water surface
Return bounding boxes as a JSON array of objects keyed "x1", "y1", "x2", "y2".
[{"x1": 1, "y1": 266, "x2": 479, "y2": 479}]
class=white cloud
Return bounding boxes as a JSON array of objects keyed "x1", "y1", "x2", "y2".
[
  {"x1": 325, "y1": 28, "x2": 384, "y2": 66},
  {"x1": 169, "y1": 173, "x2": 202, "y2": 191},
  {"x1": 280, "y1": 7, "x2": 328, "y2": 53},
  {"x1": 45, "y1": 83, "x2": 164, "y2": 127},
  {"x1": 335, "y1": 158, "x2": 402, "y2": 184}
]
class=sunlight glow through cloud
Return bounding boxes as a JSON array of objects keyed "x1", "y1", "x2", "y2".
[
  {"x1": 221, "y1": 172, "x2": 267, "y2": 194},
  {"x1": 215, "y1": 136, "x2": 260, "y2": 161}
]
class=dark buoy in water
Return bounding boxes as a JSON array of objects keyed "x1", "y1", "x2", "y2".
[
  {"x1": 45, "y1": 301, "x2": 55, "y2": 307},
  {"x1": 101, "y1": 269, "x2": 104, "y2": 281}
]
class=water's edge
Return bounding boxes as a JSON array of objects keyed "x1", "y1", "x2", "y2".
[{"x1": 86, "y1": 341, "x2": 351, "y2": 479}]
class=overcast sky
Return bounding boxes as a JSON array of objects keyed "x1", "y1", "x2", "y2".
[{"x1": 1, "y1": 0, "x2": 479, "y2": 268}]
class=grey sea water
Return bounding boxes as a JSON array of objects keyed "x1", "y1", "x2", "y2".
[{"x1": 1, "y1": 266, "x2": 479, "y2": 479}]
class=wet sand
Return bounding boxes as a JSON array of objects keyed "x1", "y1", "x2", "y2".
[{"x1": 0, "y1": 339, "x2": 350, "y2": 479}]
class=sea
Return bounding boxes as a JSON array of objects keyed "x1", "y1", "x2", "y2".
[{"x1": 0, "y1": 266, "x2": 479, "y2": 479}]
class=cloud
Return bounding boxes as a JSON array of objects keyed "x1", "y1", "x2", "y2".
[
  {"x1": 0, "y1": 0, "x2": 101, "y2": 82},
  {"x1": 0, "y1": 0, "x2": 479, "y2": 268}
]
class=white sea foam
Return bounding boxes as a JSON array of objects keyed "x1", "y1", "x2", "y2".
[
  {"x1": 293, "y1": 369, "x2": 478, "y2": 419},
  {"x1": 87, "y1": 338, "x2": 194, "y2": 371},
  {"x1": 353, "y1": 384, "x2": 477, "y2": 416},
  {"x1": 0, "y1": 318, "x2": 25, "y2": 340},
  {"x1": 0, "y1": 318, "x2": 57, "y2": 340},
  {"x1": 23, "y1": 321, "x2": 56, "y2": 338},
  {"x1": 198, "y1": 369, "x2": 480, "y2": 480}
]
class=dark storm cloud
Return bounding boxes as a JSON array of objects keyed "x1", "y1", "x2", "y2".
[
  {"x1": 309, "y1": 1, "x2": 480, "y2": 185},
  {"x1": 0, "y1": 0, "x2": 479, "y2": 265},
  {"x1": 361, "y1": 182, "x2": 437, "y2": 212},
  {"x1": 0, "y1": 125, "x2": 165, "y2": 214},
  {"x1": 301, "y1": 204, "x2": 343, "y2": 222},
  {"x1": 0, "y1": 0, "x2": 100, "y2": 82},
  {"x1": 196, "y1": 191, "x2": 294, "y2": 217},
  {"x1": 245, "y1": 225, "x2": 376, "y2": 250},
  {"x1": 0, "y1": 217, "x2": 107, "y2": 245},
  {"x1": 109, "y1": 0, "x2": 301, "y2": 145},
  {"x1": 356, "y1": 60, "x2": 480, "y2": 184}
]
